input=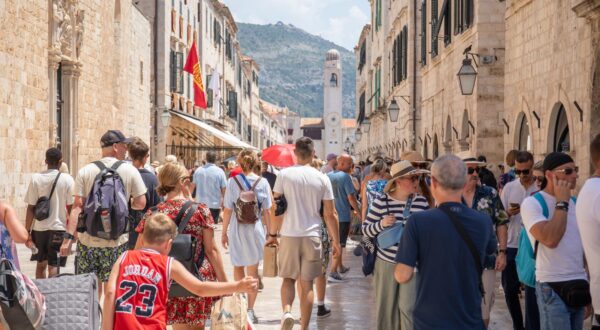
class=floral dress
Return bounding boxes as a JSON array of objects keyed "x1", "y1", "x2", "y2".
[
  {"x1": 136, "y1": 199, "x2": 217, "y2": 326},
  {"x1": 0, "y1": 221, "x2": 19, "y2": 270},
  {"x1": 465, "y1": 185, "x2": 509, "y2": 269}
]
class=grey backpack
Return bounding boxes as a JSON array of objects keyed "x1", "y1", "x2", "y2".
[{"x1": 83, "y1": 161, "x2": 129, "y2": 240}]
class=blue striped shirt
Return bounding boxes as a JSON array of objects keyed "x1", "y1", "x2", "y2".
[{"x1": 362, "y1": 194, "x2": 429, "y2": 263}]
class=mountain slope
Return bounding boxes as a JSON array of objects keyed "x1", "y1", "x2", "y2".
[{"x1": 237, "y1": 22, "x2": 356, "y2": 118}]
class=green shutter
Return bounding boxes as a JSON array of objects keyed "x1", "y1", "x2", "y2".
[
  {"x1": 392, "y1": 39, "x2": 397, "y2": 86},
  {"x1": 431, "y1": 0, "x2": 438, "y2": 57},
  {"x1": 421, "y1": 0, "x2": 426, "y2": 66},
  {"x1": 206, "y1": 74, "x2": 213, "y2": 108},
  {"x1": 402, "y1": 26, "x2": 408, "y2": 80}
]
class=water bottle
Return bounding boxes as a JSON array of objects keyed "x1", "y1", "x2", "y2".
[
  {"x1": 30, "y1": 245, "x2": 38, "y2": 255},
  {"x1": 100, "y1": 209, "x2": 112, "y2": 234}
]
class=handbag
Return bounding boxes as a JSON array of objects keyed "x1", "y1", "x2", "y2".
[
  {"x1": 210, "y1": 293, "x2": 249, "y2": 330},
  {"x1": 376, "y1": 194, "x2": 413, "y2": 249},
  {"x1": 439, "y1": 205, "x2": 485, "y2": 297},
  {"x1": 33, "y1": 172, "x2": 61, "y2": 220},
  {"x1": 168, "y1": 201, "x2": 204, "y2": 297},
  {"x1": 0, "y1": 258, "x2": 46, "y2": 330},
  {"x1": 548, "y1": 279, "x2": 591, "y2": 308}
]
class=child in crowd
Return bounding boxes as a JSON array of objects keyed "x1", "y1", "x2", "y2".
[{"x1": 102, "y1": 213, "x2": 257, "y2": 330}]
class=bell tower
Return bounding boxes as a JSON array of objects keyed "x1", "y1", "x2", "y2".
[{"x1": 323, "y1": 49, "x2": 343, "y2": 157}]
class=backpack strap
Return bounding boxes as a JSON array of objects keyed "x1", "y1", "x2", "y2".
[
  {"x1": 438, "y1": 204, "x2": 485, "y2": 297},
  {"x1": 232, "y1": 176, "x2": 245, "y2": 191},
  {"x1": 250, "y1": 177, "x2": 262, "y2": 191},
  {"x1": 174, "y1": 201, "x2": 195, "y2": 234},
  {"x1": 533, "y1": 192, "x2": 549, "y2": 218},
  {"x1": 111, "y1": 160, "x2": 124, "y2": 171},
  {"x1": 47, "y1": 172, "x2": 62, "y2": 201},
  {"x1": 93, "y1": 161, "x2": 107, "y2": 171}
]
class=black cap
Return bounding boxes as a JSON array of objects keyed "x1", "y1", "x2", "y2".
[
  {"x1": 542, "y1": 152, "x2": 574, "y2": 172},
  {"x1": 100, "y1": 130, "x2": 133, "y2": 148}
]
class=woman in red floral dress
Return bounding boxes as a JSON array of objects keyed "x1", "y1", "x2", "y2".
[{"x1": 135, "y1": 163, "x2": 228, "y2": 330}]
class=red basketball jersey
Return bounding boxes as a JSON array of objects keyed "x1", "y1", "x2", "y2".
[{"x1": 113, "y1": 249, "x2": 172, "y2": 330}]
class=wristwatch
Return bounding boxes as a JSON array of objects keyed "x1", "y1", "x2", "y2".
[
  {"x1": 555, "y1": 201, "x2": 569, "y2": 212},
  {"x1": 498, "y1": 249, "x2": 507, "y2": 255},
  {"x1": 63, "y1": 232, "x2": 75, "y2": 240},
  {"x1": 268, "y1": 233, "x2": 278, "y2": 238}
]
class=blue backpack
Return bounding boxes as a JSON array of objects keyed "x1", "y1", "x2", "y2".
[
  {"x1": 515, "y1": 192, "x2": 576, "y2": 287},
  {"x1": 83, "y1": 161, "x2": 130, "y2": 240}
]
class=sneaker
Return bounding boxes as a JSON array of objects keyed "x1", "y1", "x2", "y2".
[
  {"x1": 317, "y1": 305, "x2": 331, "y2": 319},
  {"x1": 328, "y1": 272, "x2": 345, "y2": 283},
  {"x1": 280, "y1": 312, "x2": 294, "y2": 330},
  {"x1": 247, "y1": 309, "x2": 258, "y2": 324},
  {"x1": 339, "y1": 265, "x2": 350, "y2": 274}
]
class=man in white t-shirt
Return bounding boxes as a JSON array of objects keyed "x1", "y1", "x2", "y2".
[
  {"x1": 521, "y1": 152, "x2": 589, "y2": 330},
  {"x1": 266, "y1": 137, "x2": 341, "y2": 330},
  {"x1": 500, "y1": 151, "x2": 537, "y2": 330},
  {"x1": 576, "y1": 134, "x2": 600, "y2": 329},
  {"x1": 24, "y1": 148, "x2": 74, "y2": 279},
  {"x1": 60, "y1": 130, "x2": 147, "y2": 298}
]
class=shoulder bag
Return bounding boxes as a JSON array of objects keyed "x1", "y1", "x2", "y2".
[{"x1": 33, "y1": 172, "x2": 61, "y2": 220}]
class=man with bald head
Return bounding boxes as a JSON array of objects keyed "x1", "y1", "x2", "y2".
[{"x1": 327, "y1": 154, "x2": 360, "y2": 282}]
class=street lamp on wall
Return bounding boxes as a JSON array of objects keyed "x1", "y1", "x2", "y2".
[
  {"x1": 355, "y1": 128, "x2": 362, "y2": 141},
  {"x1": 160, "y1": 109, "x2": 172, "y2": 128},
  {"x1": 362, "y1": 119, "x2": 371, "y2": 133},
  {"x1": 457, "y1": 55, "x2": 478, "y2": 95},
  {"x1": 387, "y1": 100, "x2": 400, "y2": 122}
]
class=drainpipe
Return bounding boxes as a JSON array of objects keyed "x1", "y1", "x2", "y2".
[
  {"x1": 153, "y1": 0, "x2": 159, "y2": 159},
  {"x1": 412, "y1": 0, "x2": 417, "y2": 151}
]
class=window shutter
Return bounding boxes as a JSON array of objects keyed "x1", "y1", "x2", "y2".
[
  {"x1": 170, "y1": 51, "x2": 176, "y2": 92},
  {"x1": 392, "y1": 39, "x2": 397, "y2": 86},
  {"x1": 206, "y1": 74, "x2": 213, "y2": 108},
  {"x1": 431, "y1": 0, "x2": 438, "y2": 57},
  {"x1": 443, "y1": 3, "x2": 451, "y2": 46},
  {"x1": 421, "y1": 0, "x2": 426, "y2": 65},
  {"x1": 466, "y1": 0, "x2": 473, "y2": 28},
  {"x1": 228, "y1": 91, "x2": 237, "y2": 118},
  {"x1": 176, "y1": 52, "x2": 184, "y2": 94},
  {"x1": 402, "y1": 26, "x2": 408, "y2": 80}
]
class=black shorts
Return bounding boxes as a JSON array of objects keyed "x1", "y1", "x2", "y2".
[
  {"x1": 30, "y1": 230, "x2": 67, "y2": 267},
  {"x1": 339, "y1": 222, "x2": 351, "y2": 248},
  {"x1": 209, "y1": 208, "x2": 221, "y2": 224}
]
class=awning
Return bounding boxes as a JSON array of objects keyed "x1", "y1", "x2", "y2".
[{"x1": 171, "y1": 111, "x2": 256, "y2": 150}]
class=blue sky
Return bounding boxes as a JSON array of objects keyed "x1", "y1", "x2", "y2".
[{"x1": 223, "y1": 0, "x2": 371, "y2": 50}]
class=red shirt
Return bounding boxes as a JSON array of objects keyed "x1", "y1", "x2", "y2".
[
  {"x1": 113, "y1": 249, "x2": 172, "y2": 330},
  {"x1": 229, "y1": 167, "x2": 243, "y2": 178}
]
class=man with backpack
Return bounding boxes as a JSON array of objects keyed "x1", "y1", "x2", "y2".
[
  {"x1": 521, "y1": 152, "x2": 590, "y2": 330},
  {"x1": 500, "y1": 151, "x2": 537, "y2": 330},
  {"x1": 60, "y1": 130, "x2": 147, "y2": 298},
  {"x1": 24, "y1": 148, "x2": 74, "y2": 279}
]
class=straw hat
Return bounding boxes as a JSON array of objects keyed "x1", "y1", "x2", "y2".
[
  {"x1": 456, "y1": 151, "x2": 487, "y2": 166},
  {"x1": 384, "y1": 160, "x2": 430, "y2": 193},
  {"x1": 401, "y1": 151, "x2": 429, "y2": 164}
]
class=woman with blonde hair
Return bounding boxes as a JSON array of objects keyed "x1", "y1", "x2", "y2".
[
  {"x1": 221, "y1": 149, "x2": 272, "y2": 323},
  {"x1": 135, "y1": 163, "x2": 228, "y2": 330}
]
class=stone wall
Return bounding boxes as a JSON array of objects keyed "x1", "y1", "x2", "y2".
[
  {"x1": 504, "y1": 0, "x2": 600, "y2": 176},
  {"x1": 0, "y1": 0, "x2": 151, "y2": 217}
]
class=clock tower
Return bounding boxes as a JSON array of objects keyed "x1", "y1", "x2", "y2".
[{"x1": 323, "y1": 49, "x2": 343, "y2": 158}]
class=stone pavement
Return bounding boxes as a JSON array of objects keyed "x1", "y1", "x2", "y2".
[{"x1": 16, "y1": 226, "x2": 589, "y2": 330}]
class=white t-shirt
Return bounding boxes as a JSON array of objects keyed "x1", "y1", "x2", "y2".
[
  {"x1": 24, "y1": 169, "x2": 75, "y2": 231},
  {"x1": 74, "y1": 157, "x2": 147, "y2": 248},
  {"x1": 500, "y1": 179, "x2": 538, "y2": 248},
  {"x1": 273, "y1": 165, "x2": 334, "y2": 237},
  {"x1": 521, "y1": 191, "x2": 587, "y2": 282},
  {"x1": 575, "y1": 177, "x2": 600, "y2": 311}
]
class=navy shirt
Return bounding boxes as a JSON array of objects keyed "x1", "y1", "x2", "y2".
[
  {"x1": 395, "y1": 202, "x2": 497, "y2": 330},
  {"x1": 138, "y1": 168, "x2": 161, "y2": 212}
]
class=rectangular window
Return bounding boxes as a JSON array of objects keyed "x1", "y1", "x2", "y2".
[
  {"x1": 374, "y1": 68, "x2": 381, "y2": 110},
  {"x1": 359, "y1": 92, "x2": 366, "y2": 123},
  {"x1": 170, "y1": 51, "x2": 184, "y2": 93},
  {"x1": 443, "y1": 3, "x2": 451, "y2": 46},
  {"x1": 464, "y1": 0, "x2": 474, "y2": 29},
  {"x1": 431, "y1": 0, "x2": 438, "y2": 58},
  {"x1": 206, "y1": 74, "x2": 213, "y2": 108},
  {"x1": 402, "y1": 26, "x2": 408, "y2": 80},
  {"x1": 392, "y1": 39, "x2": 397, "y2": 86},
  {"x1": 358, "y1": 42, "x2": 366, "y2": 72},
  {"x1": 376, "y1": 0, "x2": 382, "y2": 30},
  {"x1": 227, "y1": 91, "x2": 237, "y2": 118},
  {"x1": 421, "y1": 0, "x2": 426, "y2": 65},
  {"x1": 454, "y1": 0, "x2": 463, "y2": 35}
]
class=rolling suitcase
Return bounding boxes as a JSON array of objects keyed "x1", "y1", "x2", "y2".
[{"x1": 32, "y1": 253, "x2": 100, "y2": 330}]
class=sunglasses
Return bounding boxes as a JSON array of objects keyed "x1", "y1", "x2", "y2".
[
  {"x1": 554, "y1": 167, "x2": 579, "y2": 175},
  {"x1": 534, "y1": 176, "x2": 545, "y2": 182},
  {"x1": 398, "y1": 175, "x2": 420, "y2": 182},
  {"x1": 413, "y1": 163, "x2": 429, "y2": 169},
  {"x1": 515, "y1": 169, "x2": 531, "y2": 175},
  {"x1": 467, "y1": 167, "x2": 480, "y2": 175}
]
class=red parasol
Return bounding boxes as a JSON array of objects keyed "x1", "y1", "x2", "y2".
[{"x1": 261, "y1": 144, "x2": 297, "y2": 168}]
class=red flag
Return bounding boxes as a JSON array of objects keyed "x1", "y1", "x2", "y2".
[{"x1": 183, "y1": 41, "x2": 207, "y2": 109}]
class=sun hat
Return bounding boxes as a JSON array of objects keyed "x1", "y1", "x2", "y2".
[
  {"x1": 401, "y1": 151, "x2": 429, "y2": 164},
  {"x1": 456, "y1": 151, "x2": 487, "y2": 166},
  {"x1": 383, "y1": 160, "x2": 430, "y2": 193}
]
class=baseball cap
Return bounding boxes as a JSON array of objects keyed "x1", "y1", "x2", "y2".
[
  {"x1": 326, "y1": 153, "x2": 337, "y2": 161},
  {"x1": 100, "y1": 130, "x2": 133, "y2": 148}
]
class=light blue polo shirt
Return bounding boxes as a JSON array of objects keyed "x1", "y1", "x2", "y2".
[{"x1": 193, "y1": 163, "x2": 227, "y2": 209}]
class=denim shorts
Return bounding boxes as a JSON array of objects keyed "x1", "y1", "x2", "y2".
[{"x1": 536, "y1": 281, "x2": 585, "y2": 330}]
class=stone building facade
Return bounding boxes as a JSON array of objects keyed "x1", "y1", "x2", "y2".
[
  {"x1": 504, "y1": 0, "x2": 600, "y2": 175},
  {"x1": 0, "y1": 0, "x2": 151, "y2": 212}
]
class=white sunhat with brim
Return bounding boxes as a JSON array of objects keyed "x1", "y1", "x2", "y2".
[
  {"x1": 456, "y1": 151, "x2": 487, "y2": 166},
  {"x1": 384, "y1": 160, "x2": 430, "y2": 193}
]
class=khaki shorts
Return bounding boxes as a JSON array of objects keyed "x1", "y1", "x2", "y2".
[
  {"x1": 481, "y1": 269, "x2": 497, "y2": 320},
  {"x1": 278, "y1": 236, "x2": 322, "y2": 281}
]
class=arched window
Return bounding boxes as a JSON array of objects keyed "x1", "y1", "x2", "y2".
[
  {"x1": 516, "y1": 112, "x2": 531, "y2": 151},
  {"x1": 553, "y1": 105, "x2": 570, "y2": 152},
  {"x1": 423, "y1": 138, "x2": 429, "y2": 159},
  {"x1": 329, "y1": 73, "x2": 338, "y2": 87},
  {"x1": 433, "y1": 134, "x2": 439, "y2": 159}
]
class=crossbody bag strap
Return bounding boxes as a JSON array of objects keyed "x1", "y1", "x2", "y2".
[
  {"x1": 174, "y1": 201, "x2": 194, "y2": 234},
  {"x1": 48, "y1": 172, "x2": 62, "y2": 201},
  {"x1": 438, "y1": 205, "x2": 485, "y2": 296},
  {"x1": 177, "y1": 203, "x2": 198, "y2": 235},
  {"x1": 239, "y1": 173, "x2": 252, "y2": 190},
  {"x1": 402, "y1": 194, "x2": 414, "y2": 219}
]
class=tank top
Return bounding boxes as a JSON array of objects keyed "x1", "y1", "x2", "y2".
[
  {"x1": 113, "y1": 249, "x2": 172, "y2": 330},
  {"x1": 0, "y1": 222, "x2": 19, "y2": 269}
]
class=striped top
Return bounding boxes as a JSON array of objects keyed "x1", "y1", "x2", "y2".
[{"x1": 363, "y1": 193, "x2": 429, "y2": 263}]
